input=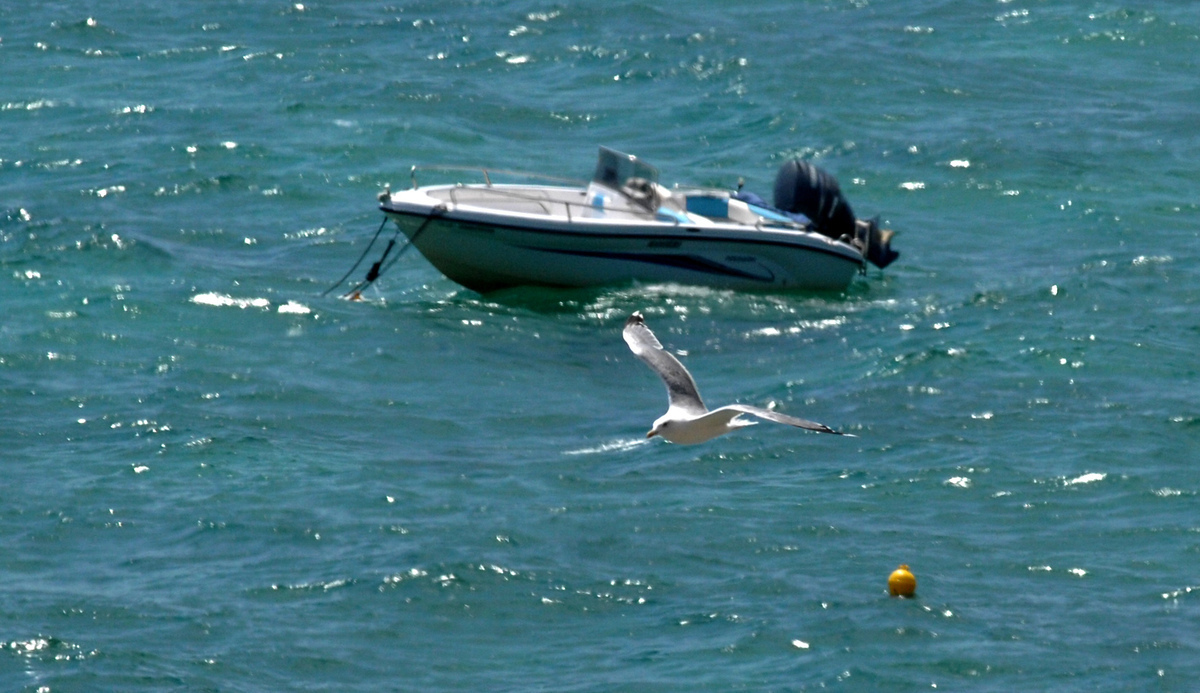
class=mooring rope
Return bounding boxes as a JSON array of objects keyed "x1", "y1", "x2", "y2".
[
  {"x1": 321, "y1": 216, "x2": 389, "y2": 297},
  {"x1": 328, "y1": 205, "x2": 445, "y2": 300}
]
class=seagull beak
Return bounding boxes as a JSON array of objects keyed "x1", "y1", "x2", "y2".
[{"x1": 646, "y1": 429, "x2": 658, "y2": 439}]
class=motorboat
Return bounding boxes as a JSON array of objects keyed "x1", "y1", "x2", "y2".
[{"x1": 371, "y1": 147, "x2": 898, "y2": 293}]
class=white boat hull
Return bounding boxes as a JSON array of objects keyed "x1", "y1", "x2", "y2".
[{"x1": 380, "y1": 186, "x2": 864, "y2": 293}]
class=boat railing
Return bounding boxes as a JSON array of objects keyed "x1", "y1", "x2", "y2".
[
  {"x1": 410, "y1": 165, "x2": 586, "y2": 190},
  {"x1": 403, "y1": 165, "x2": 807, "y2": 229},
  {"x1": 449, "y1": 185, "x2": 570, "y2": 220},
  {"x1": 409, "y1": 165, "x2": 665, "y2": 223}
]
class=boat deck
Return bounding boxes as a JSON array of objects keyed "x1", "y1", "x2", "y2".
[{"x1": 418, "y1": 183, "x2": 729, "y2": 225}]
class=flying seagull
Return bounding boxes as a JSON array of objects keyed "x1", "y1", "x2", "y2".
[{"x1": 623, "y1": 312, "x2": 852, "y2": 444}]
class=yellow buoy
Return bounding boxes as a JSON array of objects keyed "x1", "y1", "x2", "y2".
[{"x1": 888, "y1": 564, "x2": 917, "y2": 597}]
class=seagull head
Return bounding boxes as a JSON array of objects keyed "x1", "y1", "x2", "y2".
[{"x1": 646, "y1": 415, "x2": 671, "y2": 439}]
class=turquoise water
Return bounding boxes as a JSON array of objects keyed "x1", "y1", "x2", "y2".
[{"x1": 3, "y1": 1, "x2": 1199, "y2": 690}]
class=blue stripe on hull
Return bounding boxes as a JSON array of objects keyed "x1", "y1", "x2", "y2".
[{"x1": 530, "y1": 247, "x2": 776, "y2": 283}]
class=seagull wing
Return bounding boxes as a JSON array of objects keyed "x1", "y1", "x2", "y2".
[
  {"x1": 623, "y1": 312, "x2": 707, "y2": 415},
  {"x1": 719, "y1": 404, "x2": 852, "y2": 436}
]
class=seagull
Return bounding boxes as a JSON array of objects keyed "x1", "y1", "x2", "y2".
[{"x1": 623, "y1": 312, "x2": 852, "y2": 444}]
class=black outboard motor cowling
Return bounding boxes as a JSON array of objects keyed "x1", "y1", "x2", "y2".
[
  {"x1": 773, "y1": 158, "x2": 899, "y2": 269},
  {"x1": 773, "y1": 159, "x2": 857, "y2": 241}
]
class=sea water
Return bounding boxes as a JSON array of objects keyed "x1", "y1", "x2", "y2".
[{"x1": 2, "y1": 1, "x2": 1198, "y2": 690}]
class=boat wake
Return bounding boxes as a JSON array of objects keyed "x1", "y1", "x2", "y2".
[{"x1": 563, "y1": 437, "x2": 649, "y2": 456}]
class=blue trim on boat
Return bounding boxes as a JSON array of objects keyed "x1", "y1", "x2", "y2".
[{"x1": 524, "y1": 247, "x2": 776, "y2": 282}]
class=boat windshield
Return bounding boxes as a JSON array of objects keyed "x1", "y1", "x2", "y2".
[{"x1": 592, "y1": 147, "x2": 659, "y2": 191}]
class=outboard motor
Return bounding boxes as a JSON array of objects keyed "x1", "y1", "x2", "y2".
[
  {"x1": 773, "y1": 159, "x2": 899, "y2": 269},
  {"x1": 774, "y1": 159, "x2": 857, "y2": 241}
]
